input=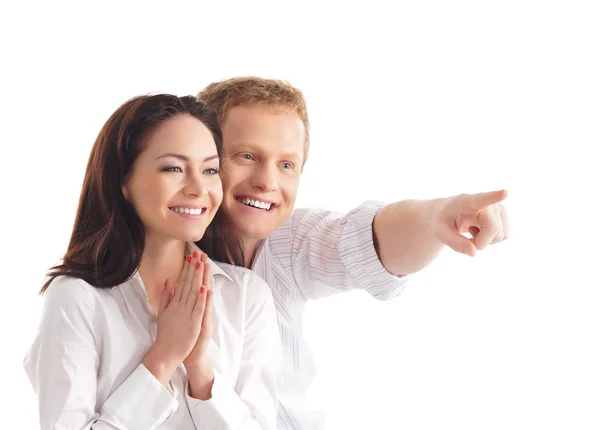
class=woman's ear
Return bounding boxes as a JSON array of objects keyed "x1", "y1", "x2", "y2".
[{"x1": 121, "y1": 183, "x2": 130, "y2": 201}]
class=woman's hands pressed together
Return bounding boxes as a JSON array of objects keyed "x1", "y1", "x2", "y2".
[{"x1": 142, "y1": 251, "x2": 214, "y2": 395}]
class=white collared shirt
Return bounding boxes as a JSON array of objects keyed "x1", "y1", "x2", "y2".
[
  {"x1": 252, "y1": 202, "x2": 410, "y2": 430},
  {"x1": 23, "y1": 247, "x2": 282, "y2": 430}
]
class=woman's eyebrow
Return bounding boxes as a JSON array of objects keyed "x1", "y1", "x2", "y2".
[{"x1": 155, "y1": 153, "x2": 219, "y2": 162}]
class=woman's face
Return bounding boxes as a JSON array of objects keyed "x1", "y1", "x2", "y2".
[{"x1": 122, "y1": 114, "x2": 223, "y2": 243}]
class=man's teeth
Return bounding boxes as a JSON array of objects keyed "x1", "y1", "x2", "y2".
[
  {"x1": 241, "y1": 197, "x2": 272, "y2": 211},
  {"x1": 169, "y1": 207, "x2": 204, "y2": 215}
]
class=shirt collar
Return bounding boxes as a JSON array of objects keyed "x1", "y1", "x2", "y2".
[
  {"x1": 186, "y1": 241, "x2": 234, "y2": 283},
  {"x1": 128, "y1": 241, "x2": 235, "y2": 290}
]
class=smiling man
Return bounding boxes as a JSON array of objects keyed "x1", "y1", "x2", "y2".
[{"x1": 198, "y1": 77, "x2": 509, "y2": 429}]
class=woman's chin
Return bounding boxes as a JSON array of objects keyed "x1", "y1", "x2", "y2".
[{"x1": 175, "y1": 227, "x2": 207, "y2": 243}]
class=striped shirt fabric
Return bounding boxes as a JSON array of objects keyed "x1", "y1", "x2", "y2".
[{"x1": 251, "y1": 201, "x2": 410, "y2": 429}]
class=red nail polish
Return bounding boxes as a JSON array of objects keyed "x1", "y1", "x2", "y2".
[
  {"x1": 187, "y1": 255, "x2": 191, "y2": 262},
  {"x1": 193, "y1": 251, "x2": 198, "y2": 258},
  {"x1": 200, "y1": 286, "x2": 205, "y2": 293},
  {"x1": 196, "y1": 262, "x2": 201, "y2": 269}
]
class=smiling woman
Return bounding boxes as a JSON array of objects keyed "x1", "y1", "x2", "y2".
[
  {"x1": 22, "y1": 94, "x2": 282, "y2": 430},
  {"x1": 121, "y1": 114, "x2": 223, "y2": 245},
  {"x1": 40, "y1": 95, "x2": 244, "y2": 292}
]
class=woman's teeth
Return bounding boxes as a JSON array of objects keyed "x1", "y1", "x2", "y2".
[
  {"x1": 239, "y1": 197, "x2": 272, "y2": 211},
  {"x1": 169, "y1": 207, "x2": 204, "y2": 215}
]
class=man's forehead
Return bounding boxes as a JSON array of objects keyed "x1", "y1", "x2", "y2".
[{"x1": 223, "y1": 105, "x2": 303, "y2": 149}]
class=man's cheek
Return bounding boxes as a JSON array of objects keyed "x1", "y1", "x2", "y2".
[
  {"x1": 218, "y1": 176, "x2": 231, "y2": 194},
  {"x1": 211, "y1": 188, "x2": 223, "y2": 205},
  {"x1": 286, "y1": 180, "x2": 300, "y2": 202}
]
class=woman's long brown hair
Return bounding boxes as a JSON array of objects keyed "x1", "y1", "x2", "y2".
[{"x1": 41, "y1": 94, "x2": 243, "y2": 293}]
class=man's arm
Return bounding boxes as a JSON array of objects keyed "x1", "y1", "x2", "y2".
[
  {"x1": 373, "y1": 189, "x2": 509, "y2": 276},
  {"x1": 269, "y1": 202, "x2": 411, "y2": 301}
]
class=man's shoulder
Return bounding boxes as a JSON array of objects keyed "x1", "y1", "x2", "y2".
[{"x1": 271, "y1": 207, "x2": 333, "y2": 236}]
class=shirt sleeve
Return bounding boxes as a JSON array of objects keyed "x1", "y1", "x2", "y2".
[
  {"x1": 186, "y1": 272, "x2": 281, "y2": 429},
  {"x1": 272, "y1": 200, "x2": 411, "y2": 300},
  {"x1": 23, "y1": 277, "x2": 178, "y2": 430}
]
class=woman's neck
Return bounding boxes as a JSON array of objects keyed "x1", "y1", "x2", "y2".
[
  {"x1": 138, "y1": 235, "x2": 187, "y2": 310},
  {"x1": 243, "y1": 239, "x2": 260, "y2": 269}
]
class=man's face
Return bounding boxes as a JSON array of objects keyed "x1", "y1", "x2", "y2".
[{"x1": 219, "y1": 104, "x2": 305, "y2": 244}]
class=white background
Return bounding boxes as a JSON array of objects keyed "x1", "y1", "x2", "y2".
[{"x1": 1, "y1": 1, "x2": 599, "y2": 429}]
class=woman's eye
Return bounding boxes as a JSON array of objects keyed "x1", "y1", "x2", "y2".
[
  {"x1": 162, "y1": 166, "x2": 183, "y2": 173},
  {"x1": 203, "y1": 168, "x2": 219, "y2": 175},
  {"x1": 281, "y1": 162, "x2": 293, "y2": 170}
]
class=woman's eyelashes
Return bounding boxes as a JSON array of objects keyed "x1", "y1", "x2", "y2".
[{"x1": 203, "y1": 167, "x2": 219, "y2": 175}]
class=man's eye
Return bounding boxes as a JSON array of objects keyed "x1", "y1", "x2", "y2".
[
  {"x1": 240, "y1": 153, "x2": 254, "y2": 160},
  {"x1": 281, "y1": 162, "x2": 293, "y2": 170}
]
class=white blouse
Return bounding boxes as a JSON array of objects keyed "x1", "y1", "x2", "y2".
[{"x1": 23, "y1": 245, "x2": 282, "y2": 430}]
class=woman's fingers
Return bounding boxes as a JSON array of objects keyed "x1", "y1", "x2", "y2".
[
  {"x1": 193, "y1": 286, "x2": 207, "y2": 321},
  {"x1": 202, "y1": 258, "x2": 211, "y2": 291},
  {"x1": 158, "y1": 279, "x2": 175, "y2": 314},
  {"x1": 175, "y1": 255, "x2": 192, "y2": 301},
  {"x1": 175, "y1": 251, "x2": 200, "y2": 304},
  {"x1": 194, "y1": 289, "x2": 213, "y2": 350},
  {"x1": 202, "y1": 290, "x2": 213, "y2": 330},
  {"x1": 186, "y1": 260, "x2": 204, "y2": 307}
]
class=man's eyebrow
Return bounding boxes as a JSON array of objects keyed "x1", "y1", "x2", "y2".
[
  {"x1": 227, "y1": 143, "x2": 261, "y2": 152},
  {"x1": 155, "y1": 153, "x2": 219, "y2": 162},
  {"x1": 280, "y1": 152, "x2": 302, "y2": 162}
]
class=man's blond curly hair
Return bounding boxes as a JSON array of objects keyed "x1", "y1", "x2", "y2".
[{"x1": 197, "y1": 76, "x2": 310, "y2": 167}]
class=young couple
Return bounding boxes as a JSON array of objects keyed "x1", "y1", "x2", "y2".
[{"x1": 24, "y1": 77, "x2": 509, "y2": 429}]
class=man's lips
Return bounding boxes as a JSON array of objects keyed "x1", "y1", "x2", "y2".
[{"x1": 234, "y1": 195, "x2": 277, "y2": 211}]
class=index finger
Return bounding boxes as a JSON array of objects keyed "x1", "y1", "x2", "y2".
[{"x1": 466, "y1": 189, "x2": 508, "y2": 210}]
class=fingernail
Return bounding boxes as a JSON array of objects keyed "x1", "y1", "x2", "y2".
[
  {"x1": 187, "y1": 255, "x2": 191, "y2": 262},
  {"x1": 193, "y1": 251, "x2": 198, "y2": 258},
  {"x1": 196, "y1": 262, "x2": 201, "y2": 269},
  {"x1": 200, "y1": 286, "x2": 205, "y2": 293}
]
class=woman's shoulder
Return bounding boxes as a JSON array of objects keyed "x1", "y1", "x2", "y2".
[{"x1": 42, "y1": 276, "x2": 100, "y2": 311}]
